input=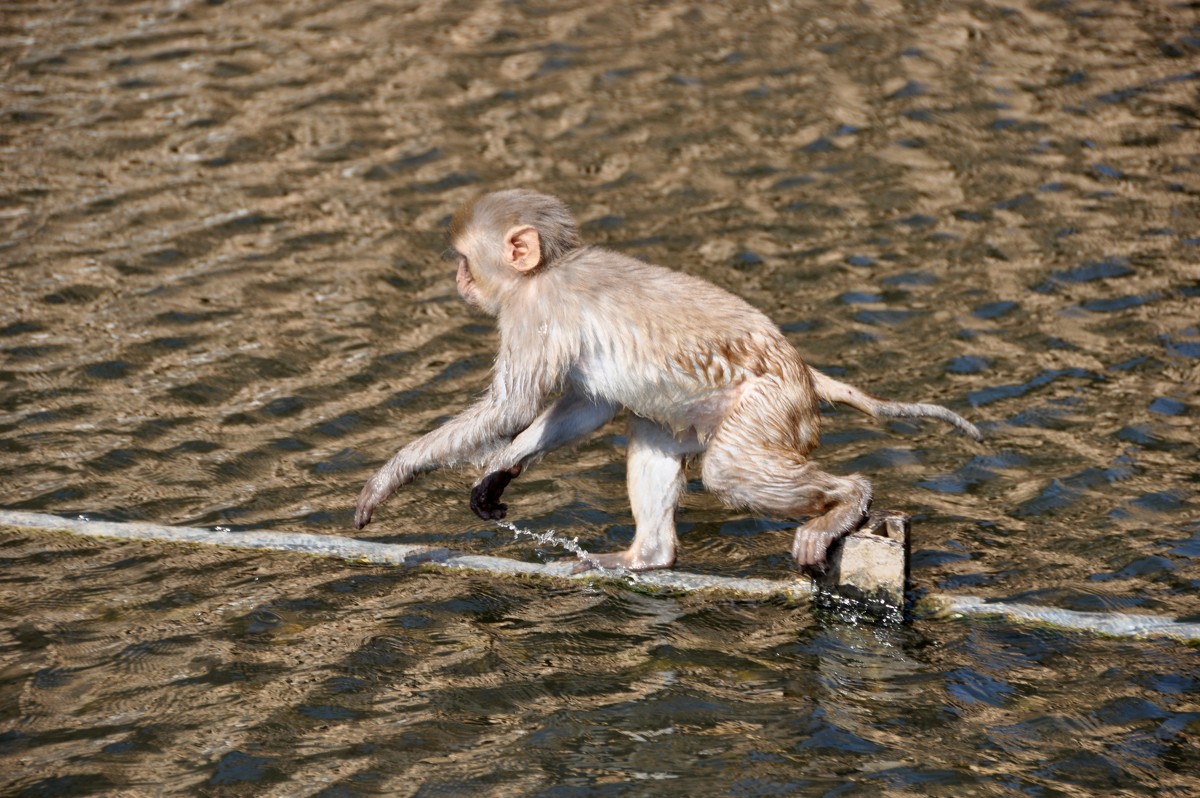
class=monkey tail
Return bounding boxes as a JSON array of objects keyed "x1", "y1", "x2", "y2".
[{"x1": 809, "y1": 369, "x2": 983, "y2": 441}]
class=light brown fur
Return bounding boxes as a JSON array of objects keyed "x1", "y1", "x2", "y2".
[{"x1": 355, "y1": 190, "x2": 982, "y2": 572}]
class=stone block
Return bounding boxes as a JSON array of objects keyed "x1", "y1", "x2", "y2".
[{"x1": 820, "y1": 511, "x2": 910, "y2": 611}]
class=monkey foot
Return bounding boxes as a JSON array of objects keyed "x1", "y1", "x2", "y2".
[
  {"x1": 792, "y1": 528, "x2": 853, "y2": 575},
  {"x1": 569, "y1": 550, "x2": 675, "y2": 574},
  {"x1": 793, "y1": 508, "x2": 873, "y2": 574}
]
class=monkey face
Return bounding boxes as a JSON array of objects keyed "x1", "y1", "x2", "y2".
[
  {"x1": 452, "y1": 245, "x2": 507, "y2": 316},
  {"x1": 446, "y1": 190, "x2": 576, "y2": 317},
  {"x1": 455, "y1": 255, "x2": 485, "y2": 310}
]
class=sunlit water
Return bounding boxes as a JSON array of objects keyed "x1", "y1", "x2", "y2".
[
  {"x1": 500, "y1": 520, "x2": 598, "y2": 570},
  {"x1": 1, "y1": 0, "x2": 1198, "y2": 794}
]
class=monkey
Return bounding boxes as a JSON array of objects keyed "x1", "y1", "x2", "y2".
[{"x1": 354, "y1": 189, "x2": 982, "y2": 573}]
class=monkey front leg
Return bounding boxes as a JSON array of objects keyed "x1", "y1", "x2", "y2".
[
  {"x1": 355, "y1": 393, "x2": 538, "y2": 529},
  {"x1": 471, "y1": 389, "x2": 618, "y2": 520},
  {"x1": 354, "y1": 445, "x2": 424, "y2": 530}
]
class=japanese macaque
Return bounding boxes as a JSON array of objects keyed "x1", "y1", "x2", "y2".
[{"x1": 354, "y1": 189, "x2": 982, "y2": 572}]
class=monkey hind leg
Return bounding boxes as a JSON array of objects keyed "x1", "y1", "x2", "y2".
[
  {"x1": 702, "y1": 442, "x2": 872, "y2": 571},
  {"x1": 574, "y1": 417, "x2": 699, "y2": 574},
  {"x1": 789, "y1": 472, "x2": 872, "y2": 572}
]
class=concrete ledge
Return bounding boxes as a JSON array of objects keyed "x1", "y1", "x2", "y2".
[
  {"x1": 925, "y1": 594, "x2": 1200, "y2": 643},
  {"x1": 0, "y1": 510, "x2": 811, "y2": 601},
  {"x1": 4, "y1": 510, "x2": 1199, "y2": 642}
]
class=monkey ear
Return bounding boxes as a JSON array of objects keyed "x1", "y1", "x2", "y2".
[{"x1": 503, "y1": 225, "x2": 542, "y2": 273}]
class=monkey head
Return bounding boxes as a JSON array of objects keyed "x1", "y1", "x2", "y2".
[{"x1": 448, "y1": 189, "x2": 582, "y2": 316}]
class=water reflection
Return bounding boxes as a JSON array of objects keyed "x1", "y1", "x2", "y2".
[
  {"x1": 3, "y1": 527, "x2": 1200, "y2": 793},
  {"x1": 2, "y1": 0, "x2": 1199, "y2": 793}
]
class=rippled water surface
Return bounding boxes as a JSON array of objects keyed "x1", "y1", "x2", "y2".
[{"x1": 2, "y1": 0, "x2": 1198, "y2": 794}]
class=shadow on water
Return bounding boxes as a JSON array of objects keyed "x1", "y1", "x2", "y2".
[{"x1": 1, "y1": 0, "x2": 1198, "y2": 793}]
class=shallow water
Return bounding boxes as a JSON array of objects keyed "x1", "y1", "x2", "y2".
[{"x1": 1, "y1": 0, "x2": 1198, "y2": 794}]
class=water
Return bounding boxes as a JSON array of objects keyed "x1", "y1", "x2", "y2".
[
  {"x1": 2, "y1": 0, "x2": 1199, "y2": 793},
  {"x1": 499, "y1": 519, "x2": 626, "y2": 579},
  {"x1": 501, "y1": 520, "x2": 598, "y2": 568}
]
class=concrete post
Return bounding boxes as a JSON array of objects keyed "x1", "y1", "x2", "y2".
[{"x1": 820, "y1": 511, "x2": 911, "y2": 611}]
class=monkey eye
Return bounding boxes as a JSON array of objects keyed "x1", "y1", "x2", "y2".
[{"x1": 441, "y1": 247, "x2": 461, "y2": 262}]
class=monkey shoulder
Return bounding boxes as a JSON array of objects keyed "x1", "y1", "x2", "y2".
[{"x1": 562, "y1": 247, "x2": 755, "y2": 309}]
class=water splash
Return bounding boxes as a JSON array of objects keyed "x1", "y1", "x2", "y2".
[{"x1": 496, "y1": 520, "x2": 640, "y2": 583}]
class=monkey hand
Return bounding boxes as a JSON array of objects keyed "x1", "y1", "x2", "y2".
[
  {"x1": 354, "y1": 467, "x2": 412, "y2": 530},
  {"x1": 354, "y1": 479, "x2": 385, "y2": 529},
  {"x1": 470, "y1": 466, "x2": 521, "y2": 521}
]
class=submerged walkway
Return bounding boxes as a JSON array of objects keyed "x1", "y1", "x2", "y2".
[{"x1": 3, "y1": 510, "x2": 1198, "y2": 643}]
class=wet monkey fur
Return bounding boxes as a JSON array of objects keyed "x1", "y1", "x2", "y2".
[{"x1": 354, "y1": 190, "x2": 982, "y2": 572}]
